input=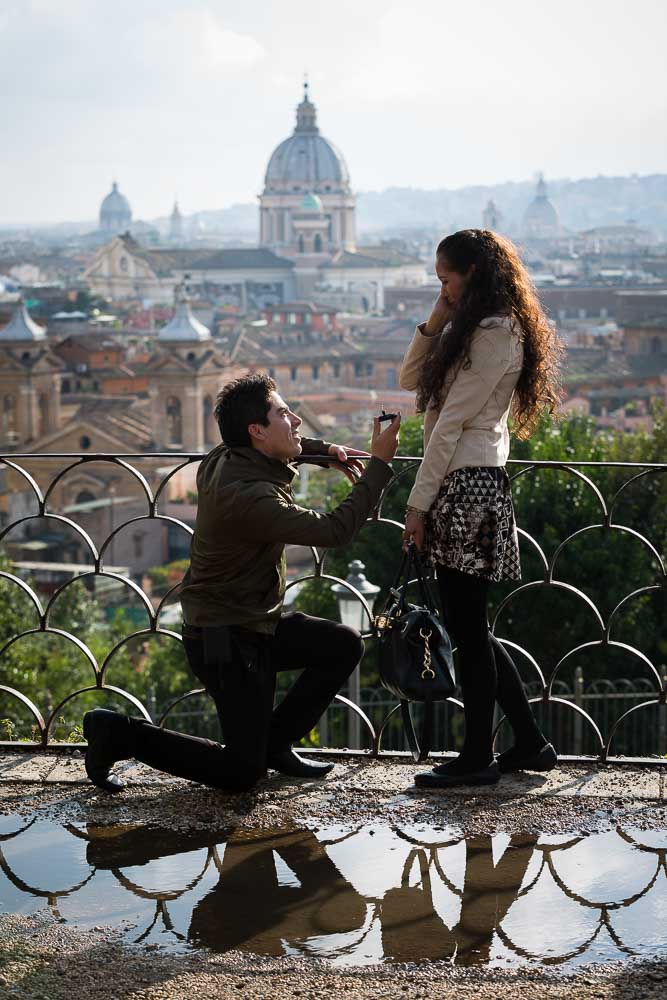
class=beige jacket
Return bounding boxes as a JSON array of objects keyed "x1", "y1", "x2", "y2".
[{"x1": 400, "y1": 315, "x2": 523, "y2": 512}]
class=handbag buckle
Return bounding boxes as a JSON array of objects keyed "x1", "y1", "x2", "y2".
[{"x1": 374, "y1": 614, "x2": 393, "y2": 633}]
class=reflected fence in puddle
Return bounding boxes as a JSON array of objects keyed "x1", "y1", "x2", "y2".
[
  {"x1": 0, "y1": 816, "x2": 665, "y2": 967},
  {"x1": 0, "y1": 452, "x2": 665, "y2": 763}
]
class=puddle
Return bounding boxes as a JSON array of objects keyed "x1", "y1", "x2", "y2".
[{"x1": 0, "y1": 815, "x2": 665, "y2": 967}]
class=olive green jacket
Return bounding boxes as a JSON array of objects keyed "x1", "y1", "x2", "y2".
[{"x1": 179, "y1": 438, "x2": 393, "y2": 633}]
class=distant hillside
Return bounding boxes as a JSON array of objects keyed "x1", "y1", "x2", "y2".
[
  {"x1": 356, "y1": 174, "x2": 667, "y2": 236},
  {"x1": 202, "y1": 173, "x2": 667, "y2": 241}
]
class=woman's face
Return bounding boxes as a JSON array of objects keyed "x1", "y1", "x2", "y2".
[{"x1": 435, "y1": 255, "x2": 474, "y2": 306}]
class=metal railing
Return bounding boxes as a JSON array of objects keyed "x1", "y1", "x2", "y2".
[{"x1": 0, "y1": 452, "x2": 665, "y2": 763}]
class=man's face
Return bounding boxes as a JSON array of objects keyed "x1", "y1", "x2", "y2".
[{"x1": 250, "y1": 391, "x2": 302, "y2": 461}]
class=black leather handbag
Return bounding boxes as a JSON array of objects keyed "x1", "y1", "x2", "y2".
[{"x1": 376, "y1": 542, "x2": 455, "y2": 762}]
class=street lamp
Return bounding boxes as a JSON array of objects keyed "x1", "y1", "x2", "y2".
[{"x1": 331, "y1": 560, "x2": 380, "y2": 749}]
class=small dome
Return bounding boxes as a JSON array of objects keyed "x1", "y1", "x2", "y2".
[
  {"x1": 0, "y1": 298, "x2": 47, "y2": 342},
  {"x1": 100, "y1": 181, "x2": 132, "y2": 233},
  {"x1": 523, "y1": 175, "x2": 559, "y2": 235},
  {"x1": 158, "y1": 287, "x2": 210, "y2": 343},
  {"x1": 300, "y1": 192, "x2": 324, "y2": 213}
]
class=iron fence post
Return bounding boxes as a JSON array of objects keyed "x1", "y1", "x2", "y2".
[{"x1": 574, "y1": 665, "x2": 584, "y2": 755}]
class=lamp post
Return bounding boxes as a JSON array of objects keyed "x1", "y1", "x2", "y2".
[{"x1": 331, "y1": 560, "x2": 379, "y2": 750}]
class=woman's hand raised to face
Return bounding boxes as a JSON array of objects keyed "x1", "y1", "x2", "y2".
[{"x1": 423, "y1": 290, "x2": 454, "y2": 337}]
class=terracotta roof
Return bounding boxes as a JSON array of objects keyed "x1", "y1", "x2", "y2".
[{"x1": 121, "y1": 236, "x2": 294, "y2": 276}]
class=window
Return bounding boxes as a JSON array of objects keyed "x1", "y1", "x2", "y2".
[
  {"x1": 38, "y1": 393, "x2": 49, "y2": 438},
  {"x1": 132, "y1": 531, "x2": 146, "y2": 560},
  {"x1": 332, "y1": 363, "x2": 341, "y2": 378},
  {"x1": 312, "y1": 365, "x2": 319, "y2": 380},
  {"x1": 119, "y1": 256, "x2": 128, "y2": 273},
  {"x1": 386, "y1": 368, "x2": 397, "y2": 389},
  {"x1": 2, "y1": 395, "x2": 16, "y2": 435},
  {"x1": 366, "y1": 362, "x2": 374, "y2": 376},
  {"x1": 203, "y1": 395, "x2": 214, "y2": 444},
  {"x1": 314, "y1": 234, "x2": 323, "y2": 253},
  {"x1": 651, "y1": 337, "x2": 662, "y2": 354},
  {"x1": 272, "y1": 312, "x2": 281, "y2": 324},
  {"x1": 354, "y1": 362, "x2": 363, "y2": 377},
  {"x1": 79, "y1": 435, "x2": 91, "y2": 450},
  {"x1": 288, "y1": 313, "x2": 297, "y2": 325},
  {"x1": 298, "y1": 235, "x2": 305, "y2": 254},
  {"x1": 291, "y1": 367, "x2": 297, "y2": 381},
  {"x1": 166, "y1": 396, "x2": 182, "y2": 445}
]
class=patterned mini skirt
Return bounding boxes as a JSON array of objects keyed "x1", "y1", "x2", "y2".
[{"x1": 424, "y1": 466, "x2": 521, "y2": 582}]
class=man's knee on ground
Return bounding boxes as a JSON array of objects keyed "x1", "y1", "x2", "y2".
[{"x1": 215, "y1": 763, "x2": 265, "y2": 793}]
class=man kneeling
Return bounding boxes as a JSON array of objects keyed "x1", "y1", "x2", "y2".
[{"x1": 84, "y1": 373, "x2": 400, "y2": 793}]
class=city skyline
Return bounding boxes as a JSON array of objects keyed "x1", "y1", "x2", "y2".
[{"x1": 1, "y1": 0, "x2": 665, "y2": 223}]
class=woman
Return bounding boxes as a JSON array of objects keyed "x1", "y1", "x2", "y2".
[{"x1": 400, "y1": 229, "x2": 562, "y2": 788}]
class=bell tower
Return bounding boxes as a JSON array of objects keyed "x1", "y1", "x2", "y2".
[
  {"x1": 0, "y1": 300, "x2": 63, "y2": 448},
  {"x1": 146, "y1": 286, "x2": 228, "y2": 452}
]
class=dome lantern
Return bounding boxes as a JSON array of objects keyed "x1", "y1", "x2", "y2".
[{"x1": 295, "y1": 78, "x2": 319, "y2": 133}]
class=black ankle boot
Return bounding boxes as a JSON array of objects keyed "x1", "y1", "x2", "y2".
[
  {"x1": 267, "y1": 748, "x2": 334, "y2": 779},
  {"x1": 83, "y1": 709, "x2": 133, "y2": 793},
  {"x1": 497, "y1": 742, "x2": 557, "y2": 774}
]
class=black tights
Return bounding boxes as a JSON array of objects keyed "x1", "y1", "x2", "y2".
[{"x1": 436, "y1": 566, "x2": 544, "y2": 767}]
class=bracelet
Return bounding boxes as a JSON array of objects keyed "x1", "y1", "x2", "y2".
[{"x1": 405, "y1": 505, "x2": 427, "y2": 519}]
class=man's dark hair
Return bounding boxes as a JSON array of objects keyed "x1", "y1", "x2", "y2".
[{"x1": 214, "y1": 373, "x2": 276, "y2": 447}]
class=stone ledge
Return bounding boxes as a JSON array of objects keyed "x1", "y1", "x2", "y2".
[{"x1": 0, "y1": 751, "x2": 663, "y2": 801}]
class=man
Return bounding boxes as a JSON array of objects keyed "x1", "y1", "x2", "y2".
[{"x1": 84, "y1": 373, "x2": 400, "y2": 793}]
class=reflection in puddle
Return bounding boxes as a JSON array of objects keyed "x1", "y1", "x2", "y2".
[{"x1": 0, "y1": 816, "x2": 665, "y2": 968}]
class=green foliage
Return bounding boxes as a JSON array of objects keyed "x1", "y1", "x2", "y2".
[{"x1": 296, "y1": 412, "x2": 667, "y2": 690}]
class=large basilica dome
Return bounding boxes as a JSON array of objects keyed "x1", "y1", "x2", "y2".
[
  {"x1": 264, "y1": 87, "x2": 351, "y2": 194},
  {"x1": 260, "y1": 84, "x2": 356, "y2": 255}
]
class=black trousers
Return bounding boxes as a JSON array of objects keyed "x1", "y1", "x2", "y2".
[
  {"x1": 127, "y1": 613, "x2": 363, "y2": 792},
  {"x1": 436, "y1": 566, "x2": 543, "y2": 765}
]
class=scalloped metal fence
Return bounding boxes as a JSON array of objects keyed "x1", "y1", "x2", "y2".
[{"x1": 0, "y1": 452, "x2": 665, "y2": 763}]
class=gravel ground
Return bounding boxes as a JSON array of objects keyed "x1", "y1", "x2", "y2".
[
  {"x1": 1, "y1": 753, "x2": 666, "y2": 998},
  {"x1": 1, "y1": 913, "x2": 666, "y2": 1000}
]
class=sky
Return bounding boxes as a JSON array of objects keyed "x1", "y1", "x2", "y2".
[{"x1": 1, "y1": 0, "x2": 666, "y2": 224}]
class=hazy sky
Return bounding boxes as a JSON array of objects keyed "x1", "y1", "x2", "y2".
[{"x1": 1, "y1": 0, "x2": 665, "y2": 223}]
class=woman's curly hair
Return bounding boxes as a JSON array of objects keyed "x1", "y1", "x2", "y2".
[{"x1": 416, "y1": 229, "x2": 563, "y2": 439}]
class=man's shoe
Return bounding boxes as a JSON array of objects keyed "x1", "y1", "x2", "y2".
[
  {"x1": 497, "y1": 742, "x2": 557, "y2": 774},
  {"x1": 414, "y1": 760, "x2": 500, "y2": 789},
  {"x1": 83, "y1": 709, "x2": 129, "y2": 793},
  {"x1": 267, "y1": 748, "x2": 334, "y2": 779}
]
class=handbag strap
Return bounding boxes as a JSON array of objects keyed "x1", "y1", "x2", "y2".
[
  {"x1": 409, "y1": 544, "x2": 438, "y2": 612},
  {"x1": 401, "y1": 848, "x2": 433, "y2": 897},
  {"x1": 400, "y1": 693, "x2": 434, "y2": 763},
  {"x1": 376, "y1": 543, "x2": 439, "y2": 622}
]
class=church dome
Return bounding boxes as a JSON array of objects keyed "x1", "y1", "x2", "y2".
[
  {"x1": 300, "y1": 192, "x2": 324, "y2": 213},
  {"x1": 158, "y1": 286, "x2": 210, "y2": 343},
  {"x1": 0, "y1": 298, "x2": 46, "y2": 342},
  {"x1": 523, "y1": 175, "x2": 559, "y2": 236},
  {"x1": 264, "y1": 84, "x2": 350, "y2": 193},
  {"x1": 100, "y1": 181, "x2": 132, "y2": 233}
]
